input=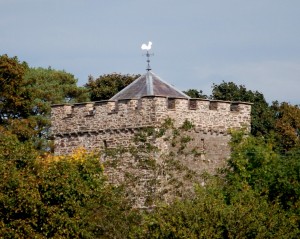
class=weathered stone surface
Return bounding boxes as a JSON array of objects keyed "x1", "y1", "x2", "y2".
[
  {"x1": 51, "y1": 97, "x2": 251, "y2": 154},
  {"x1": 51, "y1": 96, "x2": 251, "y2": 207}
]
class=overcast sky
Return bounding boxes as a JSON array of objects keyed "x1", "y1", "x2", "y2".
[{"x1": 1, "y1": 0, "x2": 300, "y2": 104}]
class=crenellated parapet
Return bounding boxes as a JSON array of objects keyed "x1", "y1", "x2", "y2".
[
  {"x1": 51, "y1": 95, "x2": 252, "y2": 207},
  {"x1": 49, "y1": 66, "x2": 254, "y2": 208},
  {"x1": 51, "y1": 96, "x2": 251, "y2": 138}
]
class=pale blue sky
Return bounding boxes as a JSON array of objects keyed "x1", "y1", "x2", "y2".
[{"x1": 1, "y1": 0, "x2": 300, "y2": 104}]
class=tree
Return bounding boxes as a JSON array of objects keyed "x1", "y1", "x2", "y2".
[
  {"x1": 85, "y1": 73, "x2": 140, "y2": 101},
  {"x1": 24, "y1": 67, "x2": 89, "y2": 105},
  {"x1": 211, "y1": 81, "x2": 275, "y2": 136},
  {"x1": 226, "y1": 131, "x2": 300, "y2": 212},
  {"x1": 0, "y1": 55, "x2": 89, "y2": 150},
  {"x1": 183, "y1": 89, "x2": 208, "y2": 99},
  {"x1": 132, "y1": 178, "x2": 299, "y2": 238},
  {"x1": 0, "y1": 148, "x2": 140, "y2": 238},
  {"x1": 271, "y1": 101, "x2": 300, "y2": 152},
  {"x1": 0, "y1": 55, "x2": 40, "y2": 143},
  {"x1": 0, "y1": 126, "x2": 37, "y2": 161},
  {"x1": 23, "y1": 67, "x2": 89, "y2": 150},
  {"x1": 131, "y1": 131, "x2": 300, "y2": 238},
  {"x1": 0, "y1": 54, "x2": 29, "y2": 124}
]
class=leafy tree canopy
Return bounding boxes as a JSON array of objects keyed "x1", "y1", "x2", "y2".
[
  {"x1": 25, "y1": 67, "x2": 89, "y2": 105},
  {"x1": 183, "y1": 89, "x2": 208, "y2": 99},
  {"x1": 0, "y1": 54, "x2": 89, "y2": 150},
  {"x1": 0, "y1": 126, "x2": 37, "y2": 161},
  {"x1": 211, "y1": 81, "x2": 275, "y2": 136},
  {"x1": 0, "y1": 54, "x2": 29, "y2": 123},
  {"x1": 0, "y1": 147, "x2": 139, "y2": 238},
  {"x1": 85, "y1": 73, "x2": 140, "y2": 101},
  {"x1": 132, "y1": 178, "x2": 299, "y2": 238},
  {"x1": 131, "y1": 131, "x2": 300, "y2": 238},
  {"x1": 23, "y1": 67, "x2": 89, "y2": 150},
  {"x1": 271, "y1": 101, "x2": 300, "y2": 152},
  {"x1": 226, "y1": 131, "x2": 300, "y2": 212}
]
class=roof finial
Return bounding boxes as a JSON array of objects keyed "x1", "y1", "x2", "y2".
[{"x1": 141, "y1": 41, "x2": 154, "y2": 71}]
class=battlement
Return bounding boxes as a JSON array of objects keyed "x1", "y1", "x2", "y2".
[
  {"x1": 50, "y1": 67, "x2": 253, "y2": 207},
  {"x1": 51, "y1": 96, "x2": 252, "y2": 137},
  {"x1": 51, "y1": 95, "x2": 252, "y2": 208}
]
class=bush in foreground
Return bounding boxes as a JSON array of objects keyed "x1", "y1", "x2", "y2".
[{"x1": 0, "y1": 148, "x2": 139, "y2": 238}]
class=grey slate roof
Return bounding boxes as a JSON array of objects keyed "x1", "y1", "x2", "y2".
[{"x1": 110, "y1": 71, "x2": 190, "y2": 100}]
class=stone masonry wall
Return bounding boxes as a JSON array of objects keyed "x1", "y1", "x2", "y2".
[
  {"x1": 51, "y1": 96, "x2": 251, "y2": 207},
  {"x1": 51, "y1": 96, "x2": 251, "y2": 155}
]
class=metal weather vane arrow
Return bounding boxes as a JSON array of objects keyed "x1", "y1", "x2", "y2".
[{"x1": 141, "y1": 41, "x2": 154, "y2": 71}]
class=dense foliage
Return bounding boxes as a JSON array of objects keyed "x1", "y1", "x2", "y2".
[
  {"x1": 132, "y1": 185, "x2": 298, "y2": 238},
  {"x1": 0, "y1": 55, "x2": 29, "y2": 119},
  {"x1": 85, "y1": 73, "x2": 140, "y2": 101},
  {"x1": 226, "y1": 131, "x2": 300, "y2": 212},
  {"x1": 127, "y1": 130, "x2": 300, "y2": 238},
  {"x1": 211, "y1": 81, "x2": 275, "y2": 137},
  {"x1": 183, "y1": 89, "x2": 208, "y2": 99},
  {"x1": 1, "y1": 54, "x2": 300, "y2": 237},
  {"x1": 187, "y1": 81, "x2": 300, "y2": 152},
  {"x1": 0, "y1": 141, "x2": 139, "y2": 238},
  {"x1": 0, "y1": 55, "x2": 89, "y2": 151},
  {"x1": 272, "y1": 101, "x2": 300, "y2": 152}
]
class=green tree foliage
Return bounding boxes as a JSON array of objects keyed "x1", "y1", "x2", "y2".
[
  {"x1": 1, "y1": 123, "x2": 300, "y2": 238},
  {"x1": 0, "y1": 54, "x2": 89, "y2": 150},
  {"x1": 271, "y1": 101, "x2": 300, "y2": 152},
  {"x1": 0, "y1": 54, "x2": 29, "y2": 123},
  {"x1": 183, "y1": 89, "x2": 208, "y2": 99},
  {"x1": 23, "y1": 67, "x2": 89, "y2": 149},
  {"x1": 211, "y1": 81, "x2": 275, "y2": 136},
  {"x1": 25, "y1": 67, "x2": 89, "y2": 105},
  {"x1": 226, "y1": 131, "x2": 300, "y2": 213},
  {"x1": 85, "y1": 73, "x2": 140, "y2": 101},
  {"x1": 2, "y1": 54, "x2": 300, "y2": 237},
  {"x1": 0, "y1": 147, "x2": 139, "y2": 238},
  {"x1": 132, "y1": 181, "x2": 298, "y2": 238},
  {"x1": 0, "y1": 55, "x2": 41, "y2": 144},
  {"x1": 0, "y1": 126, "x2": 37, "y2": 161},
  {"x1": 130, "y1": 131, "x2": 300, "y2": 238}
]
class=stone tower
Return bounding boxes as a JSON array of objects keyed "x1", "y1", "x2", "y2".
[
  {"x1": 51, "y1": 70, "x2": 251, "y2": 158},
  {"x1": 51, "y1": 70, "x2": 251, "y2": 207}
]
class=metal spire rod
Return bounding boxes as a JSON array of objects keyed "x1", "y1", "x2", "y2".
[
  {"x1": 141, "y1": 41, "x2": 153, "y2": 71},
  {"x1": 146, "y1": 51, "x2": 154, "y2": 71}
]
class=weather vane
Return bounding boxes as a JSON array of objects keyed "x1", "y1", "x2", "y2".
[{"x1": 141, "y1": 41, "x2": 153, "y2": 71}]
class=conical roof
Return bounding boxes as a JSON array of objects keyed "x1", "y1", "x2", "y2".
[{"x1": 110, "y1": 71, "x2": 189, "y2": 100}]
